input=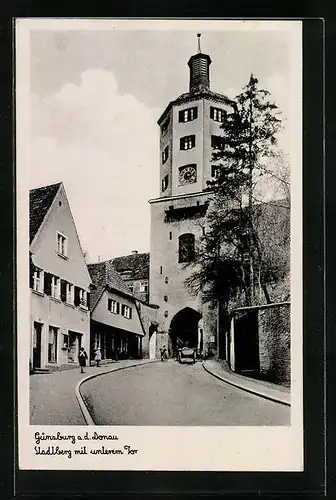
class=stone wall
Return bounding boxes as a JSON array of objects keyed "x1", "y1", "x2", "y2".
[
  {"x1": 231, "y1": 302, "x2": 290, "y2": 387},
  {"x1": 258, "y1": 303, "x2": 290, "y2": 386}
]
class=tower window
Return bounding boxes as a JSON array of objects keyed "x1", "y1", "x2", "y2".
[
  {"x1": 178, "y1": 233, "x2": 195, "y2": 263},
  {"x1": 164, "y1": 295, "x2": 168, "y2": 302},
  {"x1": 162, "y1": 174, "x2": 169, "y2": 192},
  {"x1": 162, "y1": 145, "x2": 169, "y2": 164},
  {"x1": 165, "y1": 277, "x2": 169, "y2": 284},
  {"x1": 179, "y1": 106, "x2": 198, "y2": 123},
  {"x1": 160, "y1": 266, "x2": 163, "y2": 275},
  {"x1": 180, "y1": 135, "x2": 195, "y2": 150},
  {"x1": 210, "y1": 106, "x2": 226, "y2": 122},
  {"x1": 161, "y1": 117, "x2": 170, "y2": 135},
  {"x1": 169, "y1": 231, "x2": 172, "y2": 240},
  {"x1": 211, "y1": 135, "x2": 225, "y2": 149}
]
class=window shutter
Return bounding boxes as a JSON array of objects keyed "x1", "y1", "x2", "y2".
[
  {"x1": 116, "y1": 302, "x2": 120, "y2": 314},
  {"x1": 74, "y1": 286, "x2": 80, "y2": 306},
  {"x1": 194, "y1": 107, "x2": 198, "y2": 119},
  {"x1": 44, "y1": 273, "x2": 52, "y2": 295},
  {"x1": 129, "y1": 307, "x2": 132, "y2": 319},
  {"x1": 60, "y1": 280, "x2": 67, "y2": 302},
  {"x1": 29, "y1": 254, "x2": 35, "y2": 289},
  {"x1": 178, "y1": 110, "x2": 183, "y2": 122},
  {"x1": 121, "y1": 304, "x2": 125, "y2": 316},
  {"x1": 86, "y1": 292, "x2": 90, "y2": 309},
  {"x1": 108, "y1": 298, "x2": 112, "y2": 311}
]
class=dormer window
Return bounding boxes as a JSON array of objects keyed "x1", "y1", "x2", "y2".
[
  {"x1": 57, "y1": 232, "x2": 68, "y2": 257},
  {"x1": 162, "y1": 145, "x2": 169, "y2": 164},
  {"x1": 179, "y1": 106, "x2": 198, "y2": 123},
  {"x1": 210, "y1": 106, "x2": 226, "y2": 122},
  {"x1": 139, "y1": 282, "x2": 148, "y2": 293}
]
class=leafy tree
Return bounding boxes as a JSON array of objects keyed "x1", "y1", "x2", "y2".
[{"x1": 185, "y1": 74, "x2": 288, "y2": 307}]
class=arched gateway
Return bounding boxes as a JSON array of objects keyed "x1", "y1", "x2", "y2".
[{"x1": 169, "y1": 307, "x2": 202, "y2": 356}]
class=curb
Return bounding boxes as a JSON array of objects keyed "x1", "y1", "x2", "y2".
[
  {"x1": 202, "y1": 362, "x2": 291, "y2": 407},
  {"x1": 75, "y1": 360, "x2": 159, "y2": 425}
]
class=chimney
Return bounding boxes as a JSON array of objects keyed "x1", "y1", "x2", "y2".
[{"x1": 132, "y1": 250, "x2": 138, "y2": 255}]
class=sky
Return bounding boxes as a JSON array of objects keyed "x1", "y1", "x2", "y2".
[{"x1": 27, "y1": 20, "x2": 298, "y2": 263}]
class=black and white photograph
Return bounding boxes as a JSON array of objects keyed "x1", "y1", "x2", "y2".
[{"x1": 17, "y1": 19, "x2": 303, "y2": 471}]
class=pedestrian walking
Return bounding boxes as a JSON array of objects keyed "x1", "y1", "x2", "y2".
[
  {"x1": 78, "y1": 347, "x2": 88, "y2": 373},
  {"x1": 160, "y1": 345, "x2": 167, "y2": 362},
  {"x1": 94, "y1": 347, "x2": 102, "y2": 367}
]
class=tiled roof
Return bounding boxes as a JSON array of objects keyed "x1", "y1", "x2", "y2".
[
  {"x1": 112, "y1": 252, "x2": 150, "y2": 281},
  {"x1": 87, "y1": 261, "x2": 134, "y2": 311},
  {"x1": 29, "y1": 182, "x2": 62, "y2": 244}
]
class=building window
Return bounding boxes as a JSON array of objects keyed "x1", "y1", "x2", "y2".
[
  {"x1": 165, "y1": 277, "x2": 169, "y2": 284},
  {"x1": 57, "y1": 232, "x2": 68, "y2": 257},
  {"x1": 180, "y1": 135, "x2": 195, "y2": 150},
  {"x1": 48, "y1": 326, "x2": 58, "y2": 363},
  {"x1": 161, "y1": 117, "x2": 170, "y2": 135},
  {"x1": 211, "y1": 165, "x2": 222, "y2": 178},
  {"x1": 33, "y1": 268, "x2": 44, "y2": 293},
  {"x1": 51, "y1": 276, "x2": 60, "y2": 299},
  {"x1": 66, "y1": 283, "x2": 74, "y2": 305},
  {"x1": 178, "y1": 233, "x2": 195, "y2": 263},
  {"x1": 139, "y1": 282, "x2": 148, "y2": 293},
  {"x1": 63, "y1": 334, "x2": 69, "y2": 349},
  {"x1": 108, "y1": 298, "x2": 120, "y2": 314},
  {"x1": 164, "y1": 295, "x2": 168, "y2": 302},
  {"x1": 162, "y1": 174, "x2": 169, "y2": 192},
  {"x1": 79, "y1": 289, "x2": 87, "y2": 308},
  {"x1": 122, "y1": 304, "x2": 132, "y2": 319},
  {"x1": 169, "y1": 231, "x2": 172, "y2": 240},
  {"x1": 211, "y1": 135, "x2": 225, "y2": 149},
  {"x1": 162, "y1": 145, "x2": 169, "y2": 163},
  {"x1": 160, "y1": 266, "x2": 163, "y2": 275},
  {"x1": 164, "y1": 310, "x2": 168, "y2": 318},
  {"x1": 210, "y1": 106, "x2": 226, "y2": 122},
  {"x1": 129, "y1": 284, "x2": 134, "y2": 293},
  {"x1": 179, "y1": 106, "x2": 198, "y2": 123}
]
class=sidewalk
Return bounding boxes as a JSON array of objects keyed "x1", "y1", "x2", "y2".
[
  {"x1": 202, "y1": 359, "x2": 291, "y2": 406},
  {"x1": 30, "y1": 359, "x2": 156, "y2": 425}
]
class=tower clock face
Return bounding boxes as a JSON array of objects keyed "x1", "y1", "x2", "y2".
[{"x1": 179, "y1": 165, "x2": 197, "y2": 185}]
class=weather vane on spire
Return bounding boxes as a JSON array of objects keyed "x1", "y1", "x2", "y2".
[{"x1": 197, "y1": 33, "x2": 201, "y2": 53}]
